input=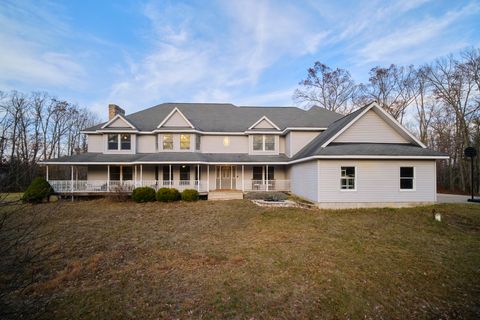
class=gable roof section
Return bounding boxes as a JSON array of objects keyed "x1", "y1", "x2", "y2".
[
  {"x1": 83, "y1": 103, "x2": 343, "y2": 132},
  {"x1": 157, "y1": 107, "x2": 194, "y2": 128},
  {"x1": 321, "y1": 102, "x2": 426, "y2": 148},
  {"x1": 248, "y1": 116, "x2": 280, "y2": 131},
  {"x1": 101, "y1": 114, "x2": 137, "y2": 129}
]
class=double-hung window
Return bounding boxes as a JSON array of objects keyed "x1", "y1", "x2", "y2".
[
  {"x1": 163, "y1": 134, "x2": 173, "y2": 150},
  {"x1": 341, "y1": 166, "x2": 356, "y2": 190},
  {"x1": 252, "y1": 135, "x2": 276, "y2": 151},
  {"x1": 180, "y1": 134, "x2": 190, "y2": 150},
  {"x1": 400, "y1": 167, "x2": 415, "y2": 190},
  {"x1": 108, "y1": 134, "x2": 131, "y2": 150}
]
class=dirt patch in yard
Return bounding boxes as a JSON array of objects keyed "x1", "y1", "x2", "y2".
[{"x1": 2, "y1": 199, "x2": 480, "y2": 319}]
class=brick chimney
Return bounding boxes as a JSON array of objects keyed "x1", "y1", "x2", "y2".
[{"x1": 108, "y1": 104, "x2": 125, "y2": 120}]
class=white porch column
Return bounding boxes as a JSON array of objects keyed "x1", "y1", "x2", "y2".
[
  {"x1": 266, "y1": 165, "x2": 269, "y2": 191},
  {"x1": 230, "y1": 166, "x2": 233, "y2": 189},
  {"x1": 107, "y1": 165, "x2": 110, "y2": 191},
  {"x1": 120, "y1": 165, "x2": 123, "y2": 183},
  {"x1": 207, "y1": 165, "x2": 210, "y2": 192},
  {"x1": 134, "y1": 165, "x2": 137, "y2": 187},
  {"x1": 169, "y1": 164, "x2": 172, "y2": 187},
  {"x1": 140, "y1": 164, "x2": 143, "y2": 186},
  {"x1": 219, "y1": 166, "x2": 222, "y2": 189},
  {"x1": 70, "y1": 165, "x2": 74, "y2": 192},
  {"x1": 242, "y1": 165, "x2": 244, "y2": 192},
  {"x1": 214, "y1": 166, "x2": 217, "y2": 190},
  {"x1": 45, "y1": 165, "x2": 49, "y2": 181},
  {"x1": 197, "y1": 164, "x2": 200, "y2": 191}
]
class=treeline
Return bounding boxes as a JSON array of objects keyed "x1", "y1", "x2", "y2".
[
  {"x1": 295, "y1": 48, "x2": 480, "y2": 194},
  {"x1": 0, "y1": 91, "x2": 98, "y2": 191}
]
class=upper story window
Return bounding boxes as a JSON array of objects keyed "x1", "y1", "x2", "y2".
[
  {"x1": 341, "y1": 166, "x2": 356, "y2": 190},
  {"x1": 163, "y1": 134, "x2": 173, "y2": 150},
  {"x1": 120, "y1": 134, "x2": 131, "y2": 150},
  {"x1": 253, "y1": 135, "x2": 275, "y2": 151},
  {"x1": 180, "y1": 134, "x2": 190, "y2": 150},
  {"x1": 400, "y1": 167, "x2": 415, "y2": 190},
  {"x1": 108, "y1": 133, "x2": 131, "y2": 150}
]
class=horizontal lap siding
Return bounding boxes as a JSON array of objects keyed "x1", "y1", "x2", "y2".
[
  {"x1": 290, "y1": 161, "x2": 318, "y2": 202},
  {"x1": 318, "y1": 160, "x2": 436, "y2": 203}
]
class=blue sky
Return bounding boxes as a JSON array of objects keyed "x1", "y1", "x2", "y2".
[{"x1": 1, "y1": 0, "x2": 479, "y2": 119}]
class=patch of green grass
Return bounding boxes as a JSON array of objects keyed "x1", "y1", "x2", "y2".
[{"x1": 3, "y1": 199, "x2": 480, "y2": 319}]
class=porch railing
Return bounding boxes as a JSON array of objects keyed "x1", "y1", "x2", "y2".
[
  {"x1": 48, "y1": 180, "x2": 208, "y2": 193},
  {"x1": 244, "y1": 180, "x2": 290, "y2": 191}
]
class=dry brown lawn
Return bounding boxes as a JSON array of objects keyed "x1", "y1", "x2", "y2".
[{"x1": 3, "y1": 199, "x2": 480, "y2": 319}]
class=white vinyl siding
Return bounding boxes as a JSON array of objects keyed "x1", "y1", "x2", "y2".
[
  {"x1": 87, "y1": 134, "x2": 103, "y2": 152},
  {"x1": 107, "y1": 117, "x2": 131, "y2": 128},
  {"x1": 161, "y1": 110, "x2": 191, "y2": 127},
  {"x1": 289, "y1": 160, "x2": 319, "y2": 202},
  {"x1": 201, "y1": 136, "x2": 248, "y2": 153},
  {"x1": 287, "y1": 131, "x2": 320, "y2": 157},
  {"x1": 137, "y1": 135, "x2": 156, "y2": 153},
  {"x1": 334, "y1": 110, "x2": 409, "y2": 144},
  {"x1": 317, "y1": 160, "x2": 436, "y2": 203}
]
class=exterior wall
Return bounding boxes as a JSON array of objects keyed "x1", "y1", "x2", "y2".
[
  {"x1": 317, "y1": 160, "x2": 436, "y2": 205},
  {"x1": 279, "y1": 136, "x2": 286, "y2": 154},
  {"x1": 87, "y1": 134, "x2": 103, "y2": 152},
  {"x1": 334, "y1": 110, "x2": 408, "y2": 144},
  {"x1": 289, "y1": 160, "x2": 319, "y2": 202},
  {"x1": 201, "y1": 135, "x2": 249, "y2": 153},
  {"x1": 162, "y1": 111, "x2": 191, "y2": 127},
  {"x1": 87, "y1": 166, "x2": 108, "y2": 180},
  {"x1": 137, "y1": 135, "x2": 157, "y2": 153},
  {"x1": 253, "y1": 119, "x2": 275, "y2": 129},
  {"x1": 287, "y1": 131, "x2": 320, "y2": 157}
]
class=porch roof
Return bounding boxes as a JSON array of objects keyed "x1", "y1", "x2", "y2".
[{"x1": 40, "y1": 152, "x2": 291, "y2": 165}]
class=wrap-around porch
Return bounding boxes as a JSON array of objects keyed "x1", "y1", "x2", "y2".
[{"x1": 46, "y1": 164, "x2": 290, "y2": 194}]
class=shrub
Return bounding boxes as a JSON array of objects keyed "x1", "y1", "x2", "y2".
[
  {"x1": 156, "y1": 188, "x2": 180, "y2": 202},
  {"x1": 131, "y1": 187, "x2": 156, "y2": 202},
  {"x1": 22, "y1": 177, "x2": 54, "y2": 203},
  {"x1": 181, "y1": 189, "x2": 199, "y2": 201}
]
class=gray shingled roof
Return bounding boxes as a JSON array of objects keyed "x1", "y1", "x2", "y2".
[
  {"x1": 85, "y1": 103, "x2": 343, "y2": 132},
  {"x1": 301, "y1": 143, "x2": 448, "y2": 157},
  {"x1": 43, "y1": 152, "x2": 290, "y2": 163}
]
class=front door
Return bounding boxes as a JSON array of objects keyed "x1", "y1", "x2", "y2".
[{"x1": 216, "y1": 166, "x2": 236, "y2": 190}]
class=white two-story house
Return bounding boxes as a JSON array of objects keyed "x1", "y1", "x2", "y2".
[{"x1": 42, "y1": 101, "x2": 448, "y2": 208}]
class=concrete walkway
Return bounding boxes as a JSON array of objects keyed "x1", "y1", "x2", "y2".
[{"x1": 437, "y1": 193, "x2": 479, "y2": 203}]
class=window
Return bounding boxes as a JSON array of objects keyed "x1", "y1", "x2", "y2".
[
  {"x1": 180, "y1": 134, "x2": 190, "y2": 150},
  {"x1": 267, "y1": 167, "x2": 275, "y2": 180},
  {"x1": 223, "y1": 136, "x2": 230, "y2": 147},
  {"x1": 341, "y1": 166, "x2": 356, "y2": 190},
  {"x1": 265, "y1": 136, "x2": 275, "y2": 151},
  {"x1": 400, "y1": 167, "x2": 414, "y2": 190},
  {"x1": 109, "y1": 166, "x2": 132, "y2": 180},
  {"x1": 252, "y1": 135, "x2": 276, "y2": 151},
  {"x1": 120, "y1": 134, "x2": 131, "y2": 150},
  {"x1": 108, "y1": 134, "x2": 118, "y2": 150},
  {"x1": 163, "y1": 134, "x2": 173, "y2": 150},
  {"x1": 196, "y1": 135, "x2": 201, "y2": 150},
  {"x1": 253, "y1": 136, "x2": 263, "y2": 151},
  {"x1": 162, "y1": 166, "x2": 171, "y2": 181},
  {"x1": 108, "y1": 134, "x2": 131, "y2": 150},
  {"x1": 180, "y1": 165, "x2": 190, "y2": 180},
  {"x1": 253, "y1": 167, "x2": 263, "y2": 180}
]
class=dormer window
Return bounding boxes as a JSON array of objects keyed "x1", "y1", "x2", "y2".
[
  {"x1": 253, "y1": 135, "x2": 275, "y2": 151},
  {"x1": 108, "y1": 133, "x2": 131, "y2": 150}
]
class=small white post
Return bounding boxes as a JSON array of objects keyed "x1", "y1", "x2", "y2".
[
  {"x1": 266, "y1": 165, "x2": 269, "y2": 191},
  {"x1": 70, "y1": 165, "x2": 74, "y2": 192},
  {"x1": 207, "y1": 165, "x2": 210, "y2": 192},
  {"x1": 214, "y1": 166, "x2": 217, "y2": 190},
  {"x1": 169, "y1": 164, "x2": 172, "y2": 187},
  {"x1": 46, "y1": 165, "x2": 49, "y2": 181},
  {"x1": 140, "y1": 164, "x2": 143, "y2": 186},
  {"x1": 120, "y1": 165, "x2": 123, "y2": 183},
  {"x1": 230, "y1": 166, "x2": 233, "y2": 189},
  {"x1": 219, "y1": 166, "x2": 222, "y2": 189},
  {"x1": 134, "y1": 165, "x2": 137, "y2": 187},
  {"x1": 197, "y1": 164, "x2": 200, "y2": 191},
  {"x1": 107, "y1": 165, "x2": 110, "y2": 191},
  {"x1": 242, "y1": 165, "x2": 244, "y2": 192}
]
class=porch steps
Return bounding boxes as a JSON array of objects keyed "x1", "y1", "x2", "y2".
[{"x1": 208, "y1": 190, "x2": 244, "y2": 200}]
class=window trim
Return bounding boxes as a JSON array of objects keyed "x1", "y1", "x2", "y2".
[
  {"x1": 107, "y1": 133, "x2": 132, "y2": 151},
  {"x1": 162, "y1": 134, "x2": 174, "y2": 150},
  {"x1": 252, "y1": 134, "x2": 276, "y2": 152},
  {"x1": 340, "y1": 166, "x2": 357, "y2": 192},
  {"x1": 107, "y1": 134, "x2": 119, "y2": 150},
  {"x1": 180, "y1": 134, "x2": 191, "y2": 150},
  {"x1": 399, "y1": 166, "x2": 416, "y2": 191}
]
